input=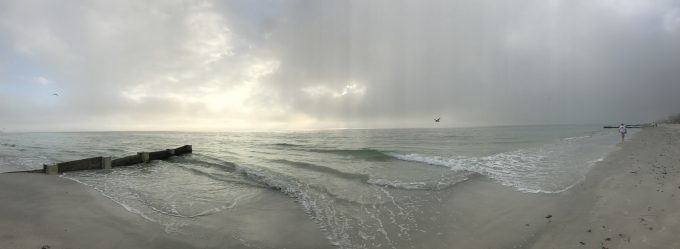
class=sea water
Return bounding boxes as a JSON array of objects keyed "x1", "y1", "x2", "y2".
[{"x1": 0, "y1": 125, "x2": 632, "y2": 248}]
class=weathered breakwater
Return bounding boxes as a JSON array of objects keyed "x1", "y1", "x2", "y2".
[{"x1": 10, "y1": 145, "x2": 192, "y2": 174}]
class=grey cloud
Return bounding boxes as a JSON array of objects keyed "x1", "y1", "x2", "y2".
[
  {"x1": 1, "y1": 0, "x2": 279, "y2": 130},
  {"x1": 244, "y1": 0, "x2": 680, "y2": 126},
  {"x1": 1, "y1": 0, "x2": 679, "y2": 131}
]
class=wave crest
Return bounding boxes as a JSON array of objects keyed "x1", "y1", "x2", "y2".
[{"x1": 308, "y1": 148, "x2": 394, "y2": 161}]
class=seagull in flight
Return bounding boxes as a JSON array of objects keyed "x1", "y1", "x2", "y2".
[
  {"x1": 434, "y1": 117, "x2": 440, "y2": 122},
  {"x1": 52, "y1": 93, "x2": 59, "y2": 96}
]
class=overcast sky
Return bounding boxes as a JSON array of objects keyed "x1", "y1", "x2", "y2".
[{"x1": 1, "y1": 0, "x2": 679, "y2": 131}]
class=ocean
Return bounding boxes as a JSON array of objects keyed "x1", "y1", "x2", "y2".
[{"x1": 0, "y1": 125, "x2": 632, "y2": 248}]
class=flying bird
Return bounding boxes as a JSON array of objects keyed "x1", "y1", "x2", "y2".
[
  {"x1": 52, "y1": 93, "x2": 59, "y2": 96},
  {"x1": 434, "y1": 118, "x2": 440, "y2": 122}
]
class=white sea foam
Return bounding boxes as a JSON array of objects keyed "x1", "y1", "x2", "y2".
[
  {"x1": 61, "y1": 162, "x2": 262, "y2": 234},
  {"x1": 61, "y1": 174, "x2": 160, "y2": 223},
  {"x1": 562, "y1": 135, "x2": 590, "y2": 141},
  {"x1": 390, "y1": 131, "x2": 621, "y2": 194},
  {"x1": 367, "y1": 178, "x2": 429, "y2": 190}
]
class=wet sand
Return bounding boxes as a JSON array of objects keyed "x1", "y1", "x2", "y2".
[
  {"x1": 2, "y1": 125, "x2": 679, "y2": 249},
  {"x1": 0, "y1": 173, "x2": 332, "y2": 249}
]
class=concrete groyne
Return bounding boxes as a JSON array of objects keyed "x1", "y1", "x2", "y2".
[{"x1": 10, "y1": 145, "x2": 192, "y2": 175}]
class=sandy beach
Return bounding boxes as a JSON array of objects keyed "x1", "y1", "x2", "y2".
[
  {"x1": 527, "y1": 124, "x2": 680, "y2": 248},
  {"x1": 2, "y1": 125, "x2": 680, "y2": 249},
  {"x1": 0, "y1": 173, "x2": 332, "y2": 249}
]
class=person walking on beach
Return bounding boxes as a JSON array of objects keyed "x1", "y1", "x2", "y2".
[{"x1": 619, "y1": 123, "x2": 627, "y2": 142}]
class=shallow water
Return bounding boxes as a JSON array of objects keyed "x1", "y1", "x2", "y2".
[{"x1": 0, "y1": 125, "x2": 631, "y2": 248}]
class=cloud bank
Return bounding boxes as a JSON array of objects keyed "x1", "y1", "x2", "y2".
[{"x1": 1, "y1": 0, "x2": 679, "y2": 131}]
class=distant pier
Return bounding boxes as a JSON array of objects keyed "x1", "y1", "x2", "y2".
[
  {"x1": 602, "y1": 124, "x2": 654, "y2": 129},
  {"x1": 10, "y1": 145, "x2": 192, "y2": 174}
]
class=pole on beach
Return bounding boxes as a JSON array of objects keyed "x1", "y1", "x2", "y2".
[
  {"x1": 44, "y1": 164, "x2": 58, "y2": 175},
  {"x1": 138, "y1": 152, "x2": 150, "y2": 163},
  {"x1": 102, "y1": 157, "x2": 112, "y2": 169}
]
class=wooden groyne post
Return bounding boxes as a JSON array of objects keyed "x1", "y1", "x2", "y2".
[{"x1": 37, "y1": 145, "x2": 192, "y2": 175}]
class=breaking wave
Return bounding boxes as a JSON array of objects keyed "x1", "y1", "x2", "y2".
[
  {"x1": 308, "y1": 148, "x2": 394, "y2": 161},
  {"x1": 271, "y1": 143, "x2": 304, "y2": 147},
  {"x1": 273, "y1": 159, "x2": 371, "y2": 182},
  {"x1": 389, "y1": 132, "x2": 620, "y2": 193}
]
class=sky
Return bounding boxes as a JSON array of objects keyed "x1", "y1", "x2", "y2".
[{"x1": 1, "y1": 0, "x2": 679, "y2": 131}]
